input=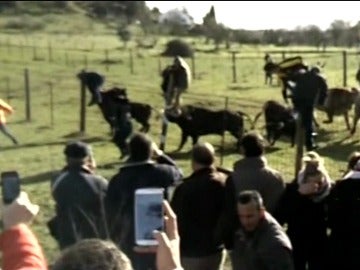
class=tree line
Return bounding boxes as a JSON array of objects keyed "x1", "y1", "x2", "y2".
[{"x1": 1, "y1": 2, "x2": 359, "y2": 49}]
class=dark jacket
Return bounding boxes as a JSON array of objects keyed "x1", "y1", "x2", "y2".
[
  {"x1": 289, "y1": 71, "x2": 328, "y2": 105},
  {"x1": 82, "y1": 72, "x2": 104, "y2": 90},
  {"x1": 105, "y1": 154, "x2": 183, "y2": 263},
  {"x1": 276, "y1": 180, "x2": 329, "y2": 270},
  {"x1": 327, "y1": 172, "x2": 360, "y2": 270},
  {"x1": 161, "y1": 65, "x2": 188, "y2": 93},
  {"x1": 276, "y1": 181, "x2": 328, "y2": 245},
  {"x1": 50, "y1": 164, "x2": 108, "y2": 250},
  {"x1": 231, "y1": 212, "x2": 294, "y2": 270},
  {"x1": 232, "y1": 156, "x2": 285, "y2": 214},
  {"x1": 171, "y1": 167, "x2": 228, "y2": 257}
]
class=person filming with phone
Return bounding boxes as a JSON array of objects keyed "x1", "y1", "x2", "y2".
[
  {"x1": 0, "y1": 189, "x2": 184, "y2": 270},
  {"x1": 106, "y1": 132, "x2": 183, "y2": 270}
]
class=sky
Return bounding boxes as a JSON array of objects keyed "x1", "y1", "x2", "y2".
[{"x1": 145, "y1": 1, "x2": 360, "y2": 31}]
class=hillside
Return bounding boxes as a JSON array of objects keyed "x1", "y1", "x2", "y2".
[{"x1": 0, "y1": 1, "x2": 118, "y2": 34}]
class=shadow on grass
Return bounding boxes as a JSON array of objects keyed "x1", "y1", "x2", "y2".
[
  {"x1": 227, "y1": 84, "x2": 253, "y2": 91},
  {"x1": 22, "y1": 170, "x2": 59, "y2": 186},
  {"x1": 317, "y1": 136, "x2": 360, "y2": 163}
]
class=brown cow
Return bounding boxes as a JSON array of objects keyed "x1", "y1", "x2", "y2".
[{"x1": 316, "y1": 87, "x2": 360, "y2": 131}]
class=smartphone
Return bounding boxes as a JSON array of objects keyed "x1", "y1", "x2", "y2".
[
  {"x1": 1, "y1": 171, "x2": 21, "y2": 205},
  {"x1": 134, "y1": 188, "x2": 164, "y2": 246}
]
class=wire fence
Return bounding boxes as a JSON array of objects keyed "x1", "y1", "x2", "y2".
[{"x1": 0, "y1": 42, "x2": 357, "y2": 181}]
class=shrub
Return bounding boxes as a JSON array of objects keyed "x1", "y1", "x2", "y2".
[{"x1": 161, "y1": 39, "x2": 194, "y2": 57}]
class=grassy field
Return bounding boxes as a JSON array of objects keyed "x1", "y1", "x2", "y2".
[{"x1": 0, "y1": 31, "x2": 360, "y2": 264}]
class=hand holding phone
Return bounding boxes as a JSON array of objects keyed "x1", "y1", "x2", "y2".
[
  {"x1": 134, "y1": 188, "x2": 164, "y2": 246},
  {"x1": 1, "y1": 171, "x2": 21, "y2": 205}
]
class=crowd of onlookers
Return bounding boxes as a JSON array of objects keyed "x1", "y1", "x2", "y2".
[{"x1": 1, "y1": 131, "x2": 360, "y2": 270}]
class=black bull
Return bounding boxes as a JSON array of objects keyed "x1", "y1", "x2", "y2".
[
  {"x1": 254, "y1": 88, "x2": 360, "y2": 146},
  {"x1": 87, "y1": 87, "x2": 159, "y2": 133},
  {"x1": 164, "y1": 105, "x2": 253, "y2": 151}
]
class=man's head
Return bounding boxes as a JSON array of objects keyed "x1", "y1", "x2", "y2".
[
  {"x1": 191, "y1": 142, "x2": 216, "y2": 171},
  {"x1": 64, "y1": 141, "x2": 92, "y2": 166},
  {"x1": 237, "y1": 190, "x2": 265, "y2": 232},
  {"x1": 128, "y1": 133, "x2": 152, "y2": 162},
  {"x1": 347, "y1": 151, "x2": 360, "y2": 171},
  {"x1": 52, "y1": 239, "x2": 133, "y2": 270},
  {"x1": 239, "y1": 132, "x2": 265, "y2": 158}
]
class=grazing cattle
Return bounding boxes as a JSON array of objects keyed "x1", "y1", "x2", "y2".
[
  {"x1": 316, "y1": 87, "x2": 360, "y2": 131},
  {"x1": 164, "y1": 105, "x2": 251, "y2": 151},
  {"x1": 253, "y1": 100, "x2": 296, "y2": 147},
  {"x1": 88, "y1": 87, "x2": 158, "y2": 133}
]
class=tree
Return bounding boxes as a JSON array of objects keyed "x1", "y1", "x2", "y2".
[
  {"x1": 202, "y1": 6, "x2": 217, "y2": 44},
  {"x1": 117, "y1": 26, "x2": 131, "y2": 47},
  {"x1": 304, "y1": 25, "x2": 324, "y2": 48},
  {"x1": 329, "y1": 20, "x2": 350, "y2": 46}
]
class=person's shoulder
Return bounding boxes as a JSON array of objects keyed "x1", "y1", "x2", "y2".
[{"x1": 262, "y1": 213, "x2": 292, "y2": 249}]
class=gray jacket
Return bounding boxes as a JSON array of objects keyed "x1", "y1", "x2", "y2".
[
  {"x1": 232, "y1": 156, "x2": 285, "y2": 214},
  {"x1": 231, "y1": 212, "x2": 294, "y2": 270}
]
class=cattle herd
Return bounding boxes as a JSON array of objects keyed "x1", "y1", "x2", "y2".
[{"x1": 78, "y1": 56, "x2": 360, "y2": 152}]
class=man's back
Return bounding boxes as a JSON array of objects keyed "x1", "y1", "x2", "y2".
[
  {"x1": 171, "y1": 167, "x2": 227, "y2": 257},
  {"x1": 51, "y1": 166, "x2": 108, "y2": 249},
  {"x1": 291, "y1": 71, "x2": 328, "y2": 104},
  {"x1": 105, "y1": 157, "x2": 182, "y2": 256},
  {"x1": 232, "y1": 156, "x2": 285, "y2": 214}
]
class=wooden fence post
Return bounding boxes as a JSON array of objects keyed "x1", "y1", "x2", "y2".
[
  {"x1": 343, "y1": 50, "x2": 347, "y2": 87},
  {"x1": 231, "y1": 52, "x2": 237, "y2": 83},
  {"x1": 49, "y1": 82, "x2": 54, "y2": 128},
  {"x1": 105, "y1": 49, "x2": 109, "y2": 71},
  {"x1": 24, "y1": 68, "x2": 31, "y2": 122},
  {"x1": 129, "y1": 49, "x2": 134, "y2": 74},
  {"x1": 220, "y1": 97, "x2": 229, "y2": 166},
  {"x1": 294, "y1": 114, "x2": 304, "y2": 178},
  {"x1": 48, "y1": 41, "x2": 53, "y2": 62},
  {"x1": 79, "y1": 71, "x2": 86, "y2": 134}
]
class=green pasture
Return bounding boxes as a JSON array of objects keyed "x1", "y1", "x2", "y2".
[{"x1": 0, "y1": 32, "x2": 360, "y2": 263}]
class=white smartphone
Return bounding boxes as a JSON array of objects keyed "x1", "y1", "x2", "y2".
[{"x1": 134, "y1": 188, "x2": 164, "y2": 246}]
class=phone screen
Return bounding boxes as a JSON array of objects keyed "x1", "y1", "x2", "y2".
[
  {"x1": 1, "y1": 171, "x2": 20, "y2": 205},
  {"x1": 134, "y1": 188, "x2": 164, "y2": 246}
]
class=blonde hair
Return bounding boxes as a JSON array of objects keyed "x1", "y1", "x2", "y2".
[{"x1": 298, "y1": 151, "x2": 327, "y2": 183}]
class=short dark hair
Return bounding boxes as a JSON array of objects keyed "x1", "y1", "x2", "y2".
[
  {"x1": 347, "y1": 151, "x2": 360, "y2": 170},
  {"x1": 237, "y1": 190, "x2": 264, "y2": 210},
  {"x1": 240, "y1": 132, "x2": 265, "y2": 157},
  {"x1": 64, "y1": 141, "x2": 90, "y2": 159},
  {"x1": 52, "y1": 239, "x2": 132, "y2": 270},
  {"x1": 192, "y1": 142, "x2": 215, "y2": 166},
  {"x1": 129, "y1": 133, "x2": 152, "y2": 162}
]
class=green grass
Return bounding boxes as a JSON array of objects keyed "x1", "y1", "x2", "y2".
[{"x1": 0, "y1": 32, "x2": 360, "y2": 265}]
